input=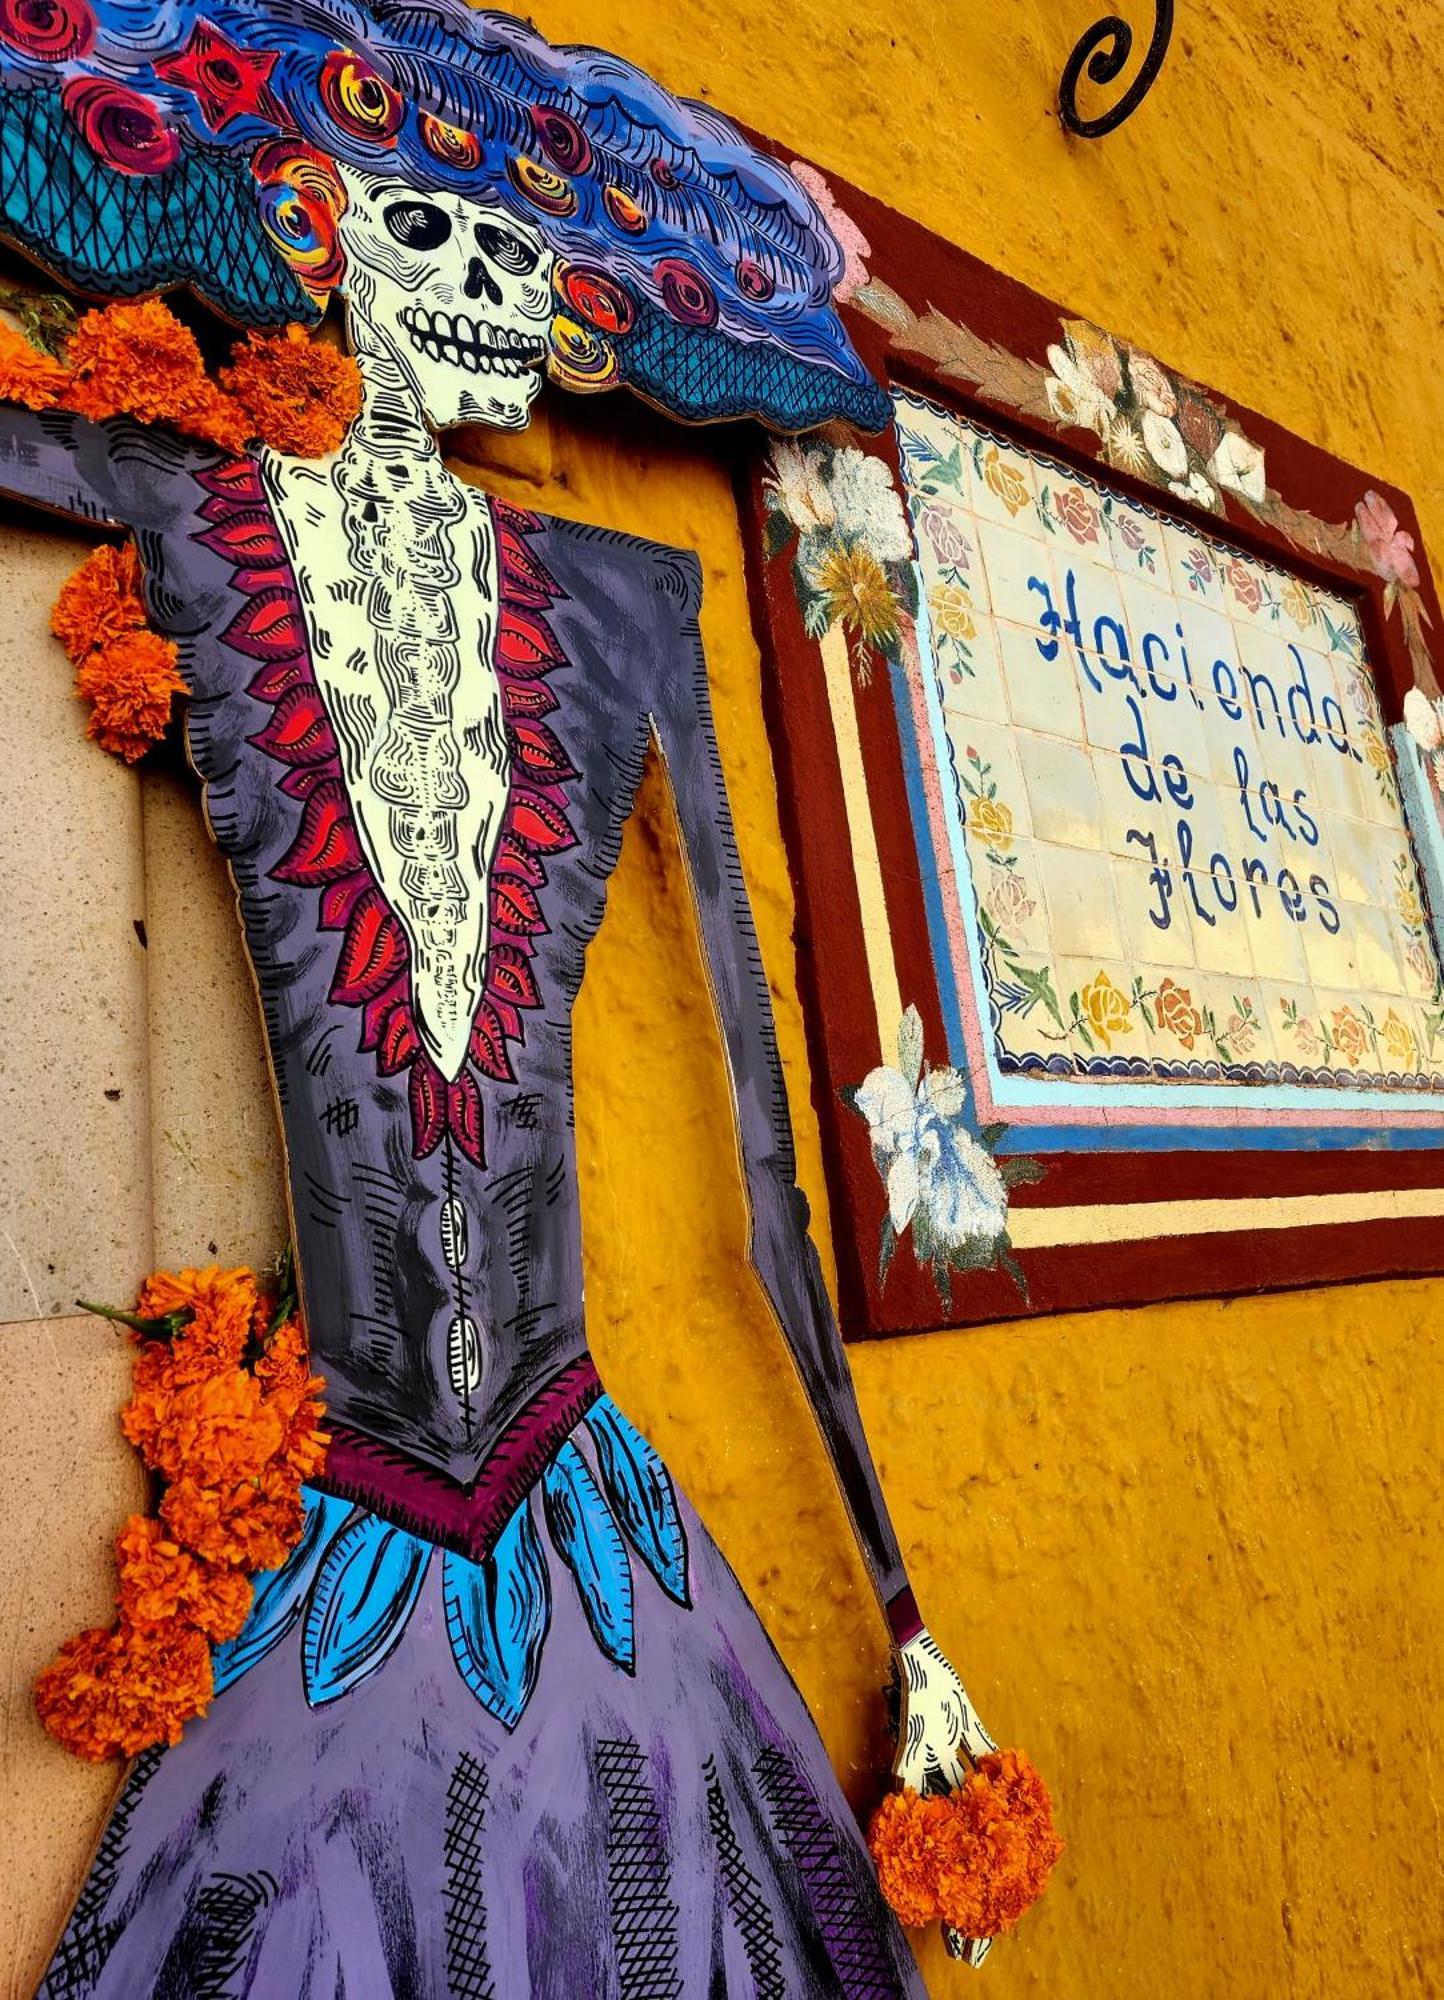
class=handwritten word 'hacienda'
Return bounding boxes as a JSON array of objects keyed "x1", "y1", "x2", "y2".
[{"x1": 1028, "y1": 564, "x2": 1357, "y2": 936}]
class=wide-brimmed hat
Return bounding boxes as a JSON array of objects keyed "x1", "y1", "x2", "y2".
[{"x1": 0, "y1": 0, "x2": 890, "y2": 431}]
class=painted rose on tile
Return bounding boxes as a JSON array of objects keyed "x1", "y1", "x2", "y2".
[
  {"x1": 1331, "y1": 1007, "x2": 1368, "y2": 1064},
  {"x1": 928, "y1": 581, "x2": 976, "y2": 645},
  {"x1": 918, "y1": 503, "x2": 971, "y2": 569},
  {"x1": 985, "y1": 863, "x2": 1036, "y2": 930},
  {"x1": 1381, "y1": 1009, "x2": 1419, "y2": 1070},
  {"x1": 1050, "y1": 485, "x2": 1099, "y2": 544},
  {"x1": 1226, "y1": 559, "x2": 1264, "y2": 615},
  {"x1": 1081, "y1": 972, "x2": 1132, "y2": 1050},
  {"x1": 1156, "y1": 978, "x2": 1203, "y2": 1051},
  {"x1": 979, "y1": 443, "x2": 1031, "y2": 518}
]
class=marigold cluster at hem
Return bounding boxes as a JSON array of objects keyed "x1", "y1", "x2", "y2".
[{"x1": 34, "y1": 1261, "x2": 328, "y2": 1761}]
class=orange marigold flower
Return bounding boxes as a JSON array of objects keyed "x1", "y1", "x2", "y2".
[
  {"x1": 34, "y1": 1616, "x2": 213, "y2": 1761},
  {"x1": 123, "y1": 1367, "x2": 283, "y2": 1485},
  {"x1": 0, "y1": 319, "x2": 70, "y2": 410},
  {"x1": 254, "y1": 1315, "x2": 330, "y2": 1477},
  {"x1": 257, "y1": 1316, "x2": 319, "y2": 1416},
  {"x1": 118, "y1": 1339, "x2": 194, "y2": 1463},
  {"x1": 867, "y1": 1752, "x2": 1063, "y2": 1938},
  {"x1": 114, "y1": 1513, "x2": 253, "y2": 1641},
  {"x1": 73, "y1": 629, "x2": 185, "y2": 763},
  {"x1": 129, "y1": 1338, "x2": 173, "y2": 1397},
  {"x1": 161, "y1": 1464, "x2": 305, "y2": 1574},
  {"x1": 63, "y1": 298, "x2": 250, "y2": 454},
  {"x1": 220, "y1": 325, "x2": 362, "y2": 456},
  {"x1": 139, "y1": 1263, "x2": 258, "y2": 1335},
  {"x1": 51, "y1": 542, "x2": 147, "y2": 663},
  {"x1": 255, "y1": 1314, "x2": 307, "y2": 1394},
  {"x1": 139, "y1": 1264, "x2": 257, "y2": 1382},
  {"x1": 40, "y1": 1257, "x2": 323, "y2": 1765},
  {"x1": 278, "y1": 1398, "x2": 331, "y2": 1481},
  {"x1": 64, "y1": 297, "x2": 201, "y2": 418}
]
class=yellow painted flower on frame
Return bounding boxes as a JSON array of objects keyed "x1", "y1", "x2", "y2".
[
  {"x1": 1081, "y1": 971, "x2": 1131, "y2": 1049},
  {"x1": 1380, "y1": 1009, "x2": 1419, "y2": 1071},
  {"x1": 967, "y1": 795, "x2": 1013, "y2": 852},
  {"x1": 929, "y1": 582, "x2": 976, "y2": 643},
  {"x1": 980, "y1": 444, "x2": 1032, "y2": 519},
  {"x1": 810, "y1": 541, "x2": 899, "y2": 648}
]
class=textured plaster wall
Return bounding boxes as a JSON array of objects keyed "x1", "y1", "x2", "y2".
[{"x1": 2, "y1": 3, "x2": 1443, "y2": 1996}]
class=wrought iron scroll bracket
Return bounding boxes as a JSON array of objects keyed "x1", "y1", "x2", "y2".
[{"x1": 1058, "y1": 2, "x2": 1175, "y2": 138}]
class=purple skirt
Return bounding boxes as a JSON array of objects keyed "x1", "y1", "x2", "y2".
[{"x1": 39, "y1": 1397, "x2": 925, "y2": 1998}]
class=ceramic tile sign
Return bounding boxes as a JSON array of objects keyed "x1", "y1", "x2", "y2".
[
  {"x1": 746, "y1": 169, "x2": 1444, "y2": 1332},
  {"x1": 895, "y1": 388, "x2": 1444, "y2": 1116}
]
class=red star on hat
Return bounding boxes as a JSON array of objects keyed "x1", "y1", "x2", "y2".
[{"x1": 155, "y1": 20, "x2": 285, "y2": 133}]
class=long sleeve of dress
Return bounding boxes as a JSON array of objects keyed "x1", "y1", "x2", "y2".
[
  {"x1": 0, "y1": 405, "x2": 203, "y2": 534},
  {"x1": 646, "y1": 550, "x2": 915, "y2": 1625},
  {"x1": 0, "y1": 405, "x2": 129, "y2": 524}
]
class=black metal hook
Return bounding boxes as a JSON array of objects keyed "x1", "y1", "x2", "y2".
[{"x1": 1058, "y1": 2, "x2": 1174, "y2": 138}]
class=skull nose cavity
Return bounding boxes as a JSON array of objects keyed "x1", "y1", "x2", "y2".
[{"x1": 464, "y1": 256, "x2": 502, "y2": 305}]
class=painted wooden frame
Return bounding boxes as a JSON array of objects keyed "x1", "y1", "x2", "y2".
[{"x1": 740, "y1": 154, "x2": 1444, "y2": 1339}]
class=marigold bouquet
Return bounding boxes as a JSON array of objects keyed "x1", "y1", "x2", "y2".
[
  {"x1": 0, "y1": 293, "x2": 360, "y2": 456},
  {"x1": 50, "y1": 541, "x2": 184, "y2": 763},
  {"x1": 868, "y1": 1750, "x2": 1063, "y2": 1941},
  {"x1": 2, "y1": 289, "x2": 361, "y2": 763},
  {"x1": 34, "y1": 1258, "x2": 327, "y2": 1761}
]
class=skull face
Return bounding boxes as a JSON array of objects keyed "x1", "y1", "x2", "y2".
[{"x1": 336, "y1": 165, "x2": 554, "y2": 430}]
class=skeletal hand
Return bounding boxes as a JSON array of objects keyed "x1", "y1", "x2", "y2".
[{"x1": 893, "y1": 1627, "x2": 997, "y2": 1970}]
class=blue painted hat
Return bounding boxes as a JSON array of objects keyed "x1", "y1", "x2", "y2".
[{"x1": 0, "y1": 0, "x2": 890, "y2": 431}]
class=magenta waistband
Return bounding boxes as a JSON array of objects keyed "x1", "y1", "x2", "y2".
[
  {"x1": 885, "y1": 1584, "x2": 924, "y2": 1647},
  {"x1": 313, "y1": 1354, "x2": 603, "y2": 1566}
]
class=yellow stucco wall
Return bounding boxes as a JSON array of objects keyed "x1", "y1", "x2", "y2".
[{"x1": 457, "y1": 4, "x2": 1444, "y2": 1993}]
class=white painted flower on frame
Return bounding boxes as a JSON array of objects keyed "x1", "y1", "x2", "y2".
[
  {"x1": 1404, "y1": 685, "x2": 1444, "y2": 754},
  {"x1": 764, "y1": 438, "x2": 919, "y2": 675},
  {"x1": 1044, "y1": 341, "x2": 1115, "y2": 440},
  {"x1": 826, "y1": 446, "x2": 914, "y2": 563},
  {"x1": 1210, "y1": 428, "x2": 1267, "y2": 503},
  {"x1": 1141, "y1": 410, "x2": 1188, "y2": 480},
  {"x1": 848, "y1": 1005, "x2": 1038, "y2": 1303},
  {"x1": 767, "y1": 440, "x2": 836, "y2": 534},
  {"x1": 1169, "y1": 469, "x2": 1221, "y2": 512}
]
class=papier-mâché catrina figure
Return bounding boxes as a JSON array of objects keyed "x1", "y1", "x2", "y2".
[{"x1": 0, "y1": 2, "x2": 1000, "y2": 1988}]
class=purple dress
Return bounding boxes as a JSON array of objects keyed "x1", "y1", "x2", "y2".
[{"x1": 6, "y1": 406, "x2": 925, "y2": 1998}]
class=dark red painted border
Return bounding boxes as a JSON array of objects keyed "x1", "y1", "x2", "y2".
[{"x1": 739, "y1": 141, "x2": 1444, "y2": 1338}]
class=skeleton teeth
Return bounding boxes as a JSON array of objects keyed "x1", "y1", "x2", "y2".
[{"x1": 401, "y1": 306, "x2": 546, "y2": 377}]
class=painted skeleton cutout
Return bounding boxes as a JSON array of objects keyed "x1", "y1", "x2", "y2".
[{"x1": 0, "y1": 0, "x2": 1035, "y2": 1986}]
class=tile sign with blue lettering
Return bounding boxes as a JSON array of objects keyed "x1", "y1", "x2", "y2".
[{"x1": 896, "y1": 389, "x2": 1444, "y2": 1129}]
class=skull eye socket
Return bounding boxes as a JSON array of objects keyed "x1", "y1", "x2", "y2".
[
  {"x1": 384, "y1": 200, "x2": 452, "y2": 251},
  {"x1": 473, "y1": 221, "x2": 540, "y2": 275}
]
